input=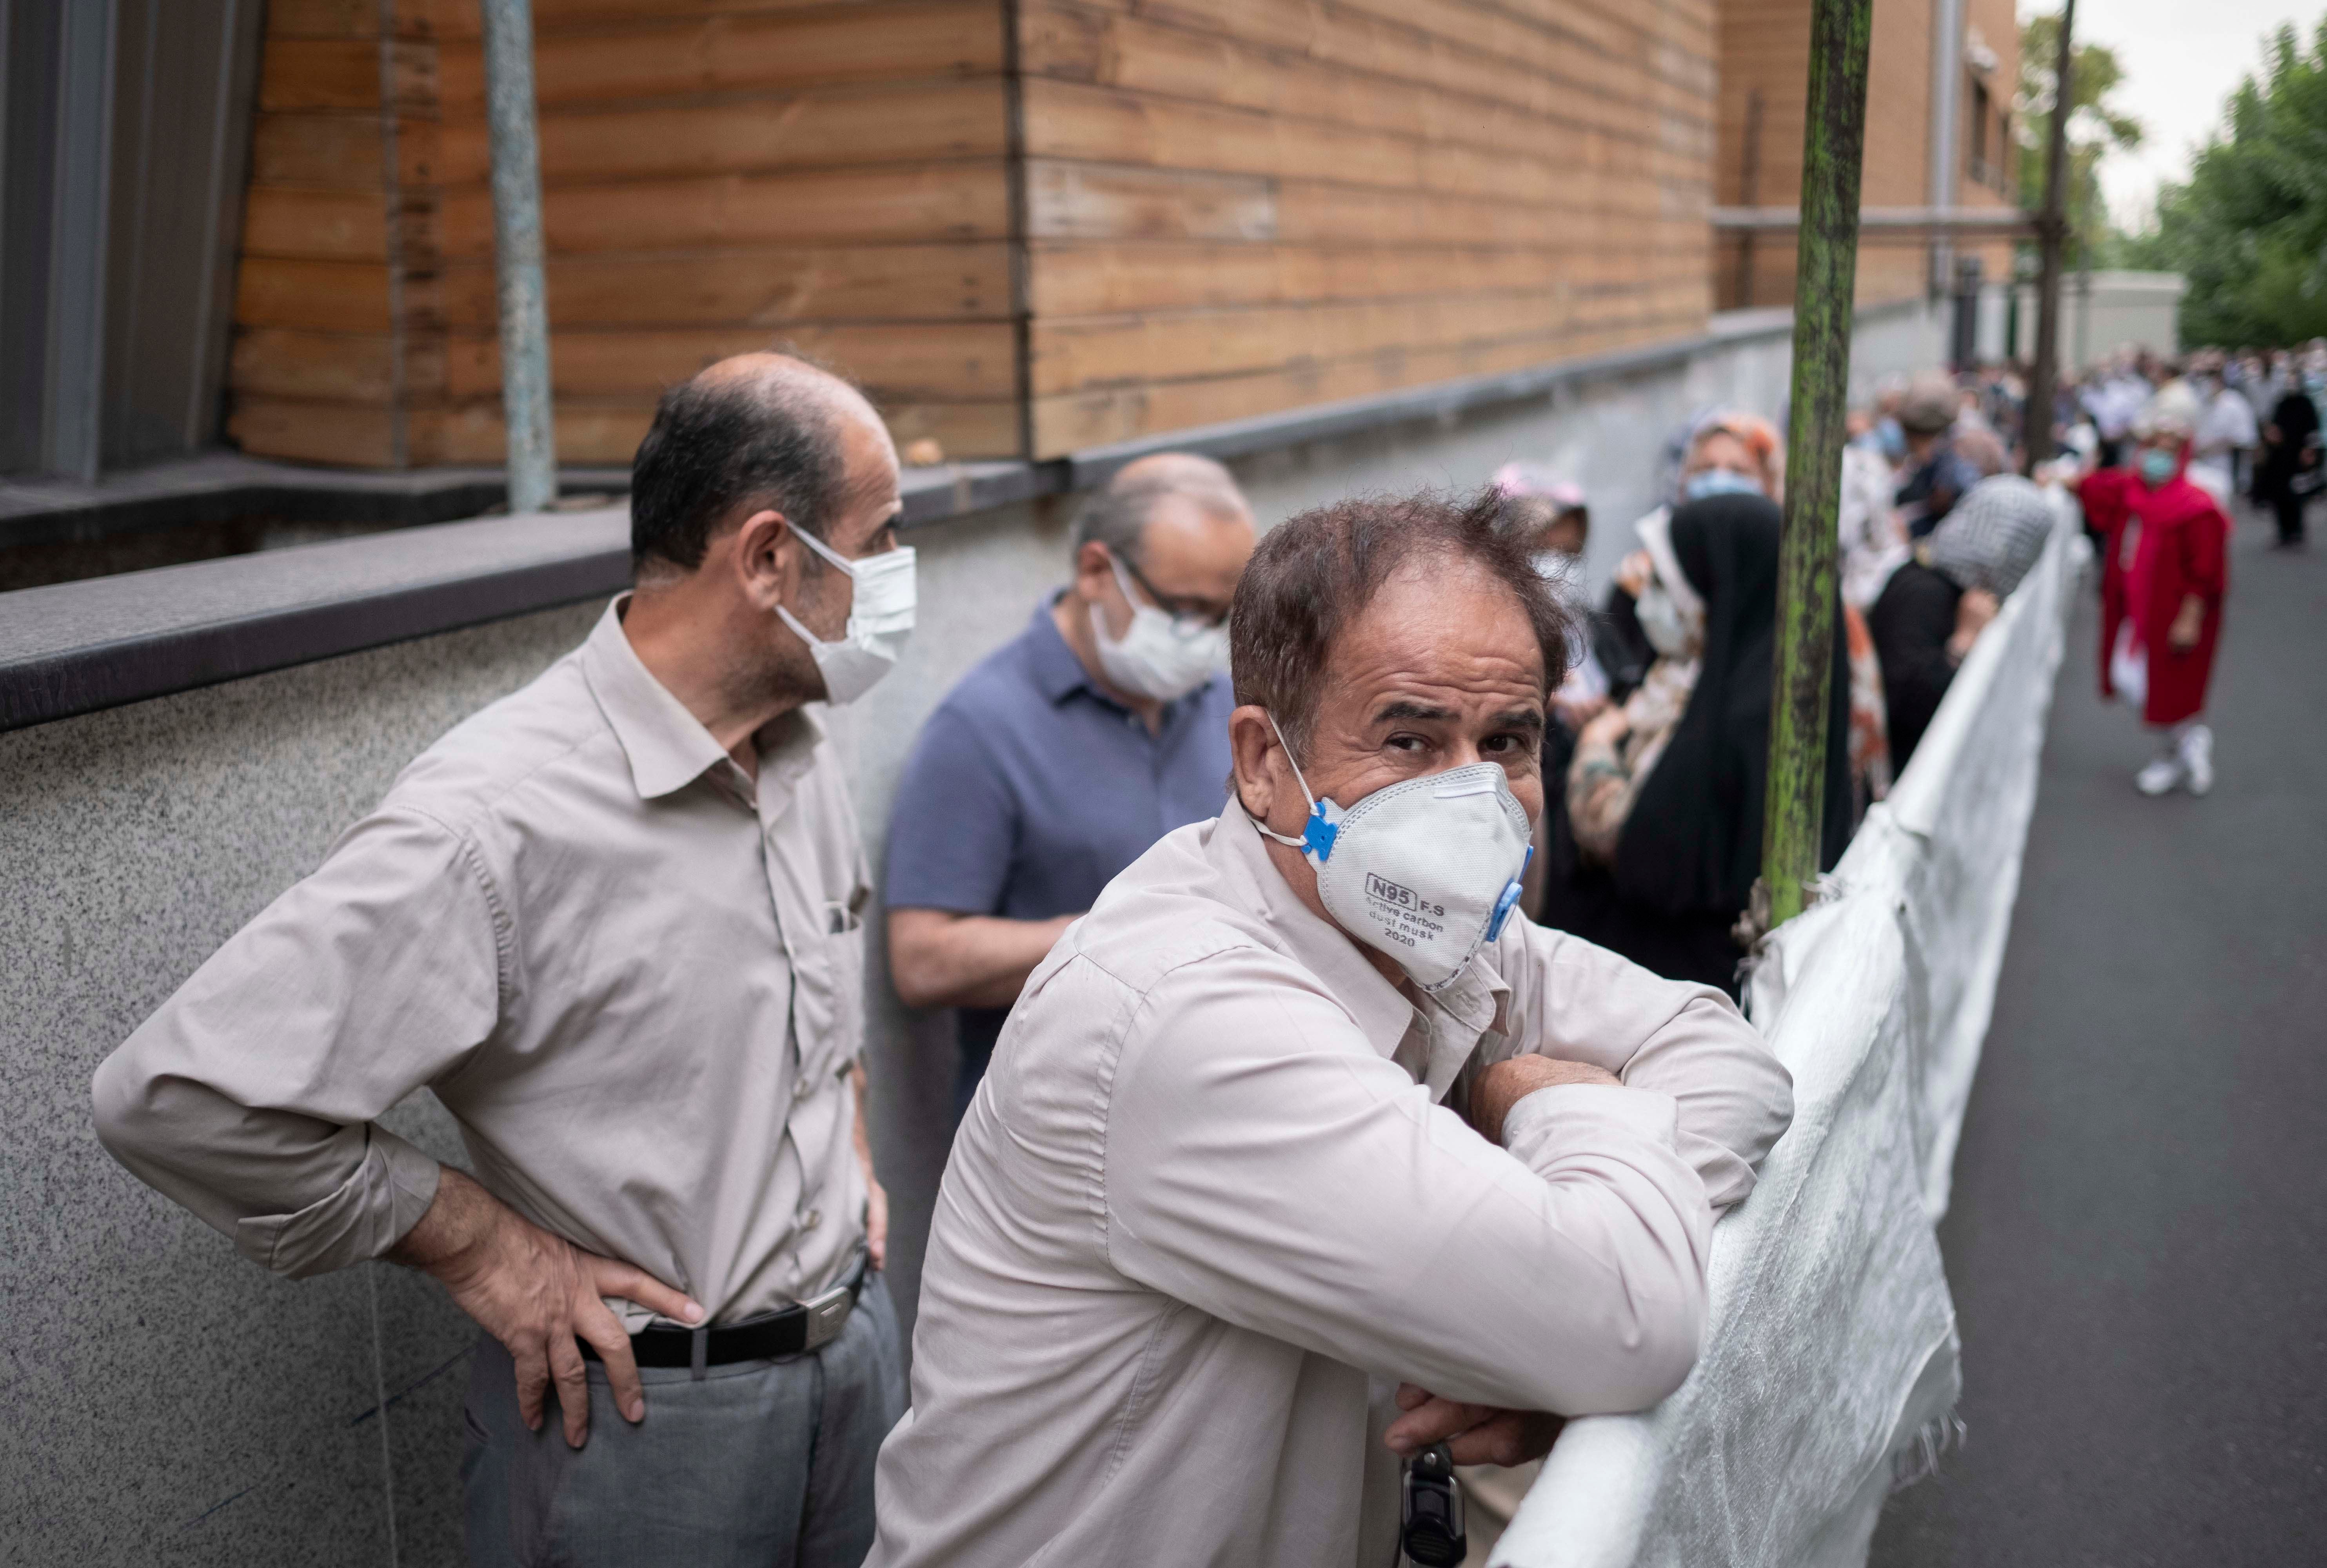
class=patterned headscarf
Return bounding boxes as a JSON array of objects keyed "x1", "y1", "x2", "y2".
[{"x1": 1922, "y1": 475, "x2": 2053, "y2": 597}]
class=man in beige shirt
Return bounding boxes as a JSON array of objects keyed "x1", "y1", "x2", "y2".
[
  {"x1": 867, "y1": 489, "x2": 1795, "y2": 1568},
  {"x1": 94, "y1": 355, "x2": 912, "y2": 1567}
]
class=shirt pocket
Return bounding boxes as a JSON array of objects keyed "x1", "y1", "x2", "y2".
[{"x1": 793, "y1": 901, "x2": 868, "y2": 1090}]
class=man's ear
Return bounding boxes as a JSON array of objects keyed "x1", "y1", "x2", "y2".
[
  {"x1": 1228, "y1": 705, "x2": 1282, "y2": 824},
  {"x1": 1071, "y1": 539, "x2": 1115, "y2": 600},
  {"x1": 728, "y1": 508, "x2": 795, "y2": 612}
]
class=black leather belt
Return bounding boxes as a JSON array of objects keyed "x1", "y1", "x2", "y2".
[{"x1": 582, "y1": 1249, "x2": 870, "y2": 1372}]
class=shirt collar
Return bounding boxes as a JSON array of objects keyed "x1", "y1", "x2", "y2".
[
  {"x1": 1024, "y1": 595, "x2": 1098, "y2": 706},
  {"x1": 1210, "y1": 797, "x2": 1417, "y2": 1063},
  {"x1": 579, "y1": 596, "x2": 825, "y2": 803}
]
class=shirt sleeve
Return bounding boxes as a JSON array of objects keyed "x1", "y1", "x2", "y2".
[
  {"x1": 1100, "y1": 946, "x2": 1713, "y2": 1417},
  {"x1": 91, "y1": 809, "x2": 503, "y2": 1278},
  {"x1": 882, "y1": 701, "x2": 1021, "y2": 916},
  {"x1": 1490, "y1": 916, "x2": 1794, "y2": 1213}
]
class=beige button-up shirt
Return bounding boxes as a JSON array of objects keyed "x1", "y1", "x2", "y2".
[
  {"x1": 868, "y1": 801, "x2": 1792, "y2": 1568},
  {"x1": 93, "y1": 601, "x2": 872, "y2": 1325}
]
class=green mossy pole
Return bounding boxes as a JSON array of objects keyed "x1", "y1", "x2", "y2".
[
  {"x1": 2022, "y1": 0, "x2": 2078, "y2": 472},
  {"x1": 1759, "y1": 0, "x2": 1875, "y2": 929}
]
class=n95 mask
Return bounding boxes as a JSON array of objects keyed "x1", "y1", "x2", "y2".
[
  {"x1": 1254, "y1": 717, "x2": 1533, "y2": 994},
  {"x1": 775, "y1": 525, "x2": 917, "y2": 705}
]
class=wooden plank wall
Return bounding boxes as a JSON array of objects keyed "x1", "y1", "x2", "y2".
[
  {"x1": 1715, "y1": 0, "x2": 2019, "y2": 320},
  {"x1": 229, "y1": 0, "x2": 1019, "y2": 467},
  {"x1": 1017, "y1": 0, "x2": 1718, "y2": 457}
]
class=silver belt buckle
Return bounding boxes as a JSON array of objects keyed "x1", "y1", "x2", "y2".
[{"x1": 801, "y1": 1280, "x2": 854, "y2": 1351}]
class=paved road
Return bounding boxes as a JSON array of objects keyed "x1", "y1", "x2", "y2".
[{"x1": 1872, "y1": 508, "x2": 2327, "y2": 1566}]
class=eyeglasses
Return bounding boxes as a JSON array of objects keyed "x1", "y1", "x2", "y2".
[{"x1": 1113, "y1": 552, "x2": 1230, "y2": 641}]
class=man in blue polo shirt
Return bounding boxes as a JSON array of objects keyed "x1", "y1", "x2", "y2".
[{"x1": 885, "y1": 454, "x2": 1256, "y2": 1119}]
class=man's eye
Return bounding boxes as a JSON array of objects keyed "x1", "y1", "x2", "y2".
[{"x1": 1386, "y1": 734, "x2": 1426, "y2": 753}]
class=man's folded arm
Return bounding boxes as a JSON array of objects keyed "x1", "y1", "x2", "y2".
[
  {"x1": 1099, "y1": 948, "x2": 1714, "y2": 1417},
  {"x1": 1498, "y1": 922, "x2": 1793, "y2": 1211},
  {"x1": 91, "y1": 810, "x2": 501, "y2": 1278}
]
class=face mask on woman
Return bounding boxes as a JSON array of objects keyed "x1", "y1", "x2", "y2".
[
  {"x1": 1633, "y1": 577, "x2": 1700, "y2": 659},
  {"x1": 1252, "y1": 715, "x2": 1533, "y2": 994},
  {"x1": 1092, "y1": 554, "x2": 1228, "y2": 702},
  {"x1": 1684, "y1": 468, "x2": 1764, "y2": 503},
  {"x1": 2137, "y1": 449, "x2": 2178, "y2": 490}
]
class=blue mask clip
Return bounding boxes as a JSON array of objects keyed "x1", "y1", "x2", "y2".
[
  {"x1": 1300, "y1": 802, "x2": 1339, "y2": 863},
  {"x1": 1484, "y1": 846, "x2": 1533, "y2": 942}
]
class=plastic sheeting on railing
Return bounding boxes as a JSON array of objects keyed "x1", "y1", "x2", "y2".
[{"x1": 1491, "y1": 513, "x2": 2088, "y2": 1568}]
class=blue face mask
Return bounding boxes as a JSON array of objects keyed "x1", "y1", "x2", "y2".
[
  {"x1": 1684, "y1": 468, "x2": 1764, "y2": 502},
  {"x1": 2138, "y1": 449, "x2": 2177, "y2": 489},
  {"x1": 1876, "y1": 417, "x2": 1907, "y2": 463}
]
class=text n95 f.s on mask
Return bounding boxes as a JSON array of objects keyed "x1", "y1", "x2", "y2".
[
  {"x1": 1093, "y1": 554, "x2": 1226, "y2": 703},
  {"x1": 775, "y1": 526, "x2": 917, "y2": 705},
  {"x1": 1254, "y1": 717, "x2": 1533, "y2": 994}
]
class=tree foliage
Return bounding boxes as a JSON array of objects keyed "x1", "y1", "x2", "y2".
[
  {"x1": 2131, "y1": 20, "x2": 2327, "y2": 347},
  {"x1": 2016, "y1": 13, "x2": 2143, "y2": 269}
]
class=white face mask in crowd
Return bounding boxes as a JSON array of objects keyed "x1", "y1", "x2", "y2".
[
  {"x1": 1633, "y1": 577, "x2": 1700, "y2": 659},
  {"x1": 774, "y1": 524, "x2": 917, "y2": 705},
  {"x1": 1253, "y1": 715, "x2": 1533, "y2": 994},
  {"x1": 1531, "y1": 549, "x2": 1584, "y2": 595},
  {"x1": 1093, "y1": 553, "x2": 1228, "y2": 702}
]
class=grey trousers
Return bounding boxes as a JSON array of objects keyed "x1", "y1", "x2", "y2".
[{"x1": 462, "y1": 1275, "x2": 908, "y2": 1568}]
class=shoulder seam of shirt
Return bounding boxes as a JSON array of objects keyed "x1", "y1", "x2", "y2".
[{"x1": 384, "y1": 802, "x2": 518, "y2": 1017}]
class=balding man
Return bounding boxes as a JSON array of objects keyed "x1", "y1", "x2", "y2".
[
  {"x1": 868, "y1": 491, "x2": 1792, "y2": 1568},
  {"x1": 93, "y1": 355, "x2": 912, "y2": 1566},
  {"x1": 885, "y1": 452, "x2": 1256, "y2": 1118}
]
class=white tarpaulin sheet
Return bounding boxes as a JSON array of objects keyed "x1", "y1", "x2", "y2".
[{"x1": 1491, "y1": 515, "x2": 2086, "y2": 1568}]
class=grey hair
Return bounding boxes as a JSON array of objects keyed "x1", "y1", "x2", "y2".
[{"x1": 1072, "y1": 453, "x2": 1248, "y2": 563}]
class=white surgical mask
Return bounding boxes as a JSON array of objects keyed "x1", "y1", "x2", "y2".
[
  {"x1": 1253, "y1": 716, "x2": 1533, "y2": 994},
  {"x1": 1531, "y1": 550, "x2": 1584, "y2": 593},
  {"x1": 1634, "y1": 578, "x2": 1699, "y2": 659},
  {"x1": 774, "y1": 524, "x2": 917, "y2": 705},
  {"x1": 1092, "y1": 553, "x2": 1227, "y2": 703}
]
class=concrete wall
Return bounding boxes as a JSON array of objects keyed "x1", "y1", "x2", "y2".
[
  {"x1": 2015, "y1": 271, "x2": 2190, "y2": 367},
  {"x1": 0, "y1": 302, "x2": 1940, "y2": 1564}
]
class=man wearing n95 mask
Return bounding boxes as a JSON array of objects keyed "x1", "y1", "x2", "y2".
[
  {"x1": 866, "y1": 490, "x2": 1793, "y2": 1568},
  {"x1": 885, "y1": 453, "x2": 1256, "y2": 1120}
]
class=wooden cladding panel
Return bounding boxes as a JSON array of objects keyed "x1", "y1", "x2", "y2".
[
  {"x1": 1016, "y1": 0, "x2": 1716, "y2": 453},
  {"x1": 230, "y1": 0, "x2": 1025, "y2": 466}
]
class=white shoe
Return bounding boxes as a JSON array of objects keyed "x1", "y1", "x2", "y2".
[
  {"x1": 2179, "y1": 725, "x2": 2214, "y2": 796},
  {"x1": 2135, "y1": 753, "x2": 2184, "y2": 796}
]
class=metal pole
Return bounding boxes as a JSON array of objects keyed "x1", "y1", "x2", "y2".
[
  {"x1": 479, "y1": 0, "x2": 555, "y2": 514},
  {"x1": 2022, "y1": 0, "x2": 2077, "y2": 472},
  {"x1": 1759, "y1": 0, "x2": 1875, "y2": 931}
]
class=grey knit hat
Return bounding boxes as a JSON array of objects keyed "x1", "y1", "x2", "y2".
[{"x1": 1924, "y1": 475, "x2": 2054, "y2": 597}]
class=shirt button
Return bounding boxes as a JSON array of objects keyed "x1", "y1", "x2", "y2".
[{"x1": 802, "y1": 1209, "x2": 822, "y2": 1230}]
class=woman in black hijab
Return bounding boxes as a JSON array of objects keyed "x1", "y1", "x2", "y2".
[
  {"x1": 1535, "y1": 492, "x2": 1853, "y2": 995},
  {"x1": 2256, "y1": 381, "x2": 2321, "y2": 547}
]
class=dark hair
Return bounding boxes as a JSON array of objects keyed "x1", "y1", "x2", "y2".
[
  {"x1": 1229, "y1": 488, "x2": 1573, "y2": 755},
  {"x1": 629, "y1": 367, "x2": 847, "y2": 572}
]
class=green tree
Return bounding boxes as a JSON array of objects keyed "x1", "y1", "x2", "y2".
[
  {"x1": 2016, "y1": 13, "x2": 2145, "y2": 269},
  {"x1": 2138, "y1": 20, "x2": 2327, "y2": 347}
]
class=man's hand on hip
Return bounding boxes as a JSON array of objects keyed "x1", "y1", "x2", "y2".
[
  {"x1": 388, "y1": 1167, "x2": 702, "y2": 1448},
  {"x1": 1385, "y1": 1382, "x2": 1565, "y2": 1467},
  {"x1": 1468, "y1": 1053, "x2": 1623, "y2": 1147}
]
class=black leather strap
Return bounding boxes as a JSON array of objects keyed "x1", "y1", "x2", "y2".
[{"x1": 580, "y1": 1250, "x2": 870, "y2": 1368}]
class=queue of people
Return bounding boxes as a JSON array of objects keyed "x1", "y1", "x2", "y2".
[{"x1": 86, "y1": 343, "x2": 2217, "y2": 1568}]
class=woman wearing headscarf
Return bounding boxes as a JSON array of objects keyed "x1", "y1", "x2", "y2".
[
  {"x1": 2101, "y1": 413, "x2": 2231, "y2": 796},
  {"x1": 1867, "y1": 475, "x2": 2057, "y2": 771},
  {"x1": 1539, "y1": 492, "x2": 1853, "y2": 995}
]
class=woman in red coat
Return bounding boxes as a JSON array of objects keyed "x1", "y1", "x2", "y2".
[{"x1": 2098, "y1": 413, "x2": 2230, "y2": 795}]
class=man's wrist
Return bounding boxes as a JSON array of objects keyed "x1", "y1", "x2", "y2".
[{"x1": 386, "y1": 1165, "x2": 497, "y2": 1279}]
